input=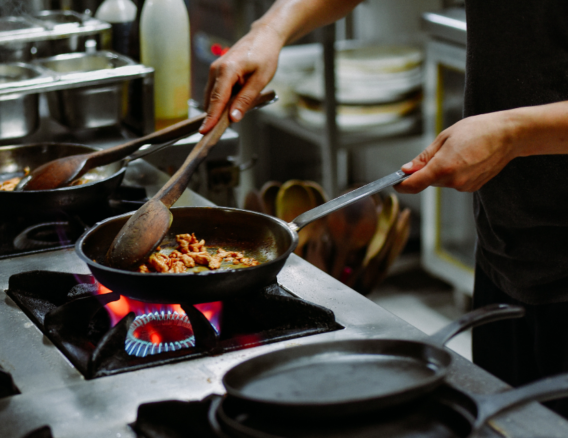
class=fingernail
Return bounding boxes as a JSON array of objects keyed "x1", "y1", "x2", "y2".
[
  {"x1": 231, "y1": 109, "x2": 243, "y2": 122},
  {"x1": 199, "y1": 121, "x2": 206, "y2": 132},
  {"x1": 402, "y1": 162, "x2": 413, "y2": 171}
]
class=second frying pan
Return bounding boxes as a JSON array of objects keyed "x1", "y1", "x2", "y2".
[
  {"x1": 220, "y1": 304, "x2": 524, "y2": 418},
  {"x1": 215, "y1": 372, "x2": 568, "y2": 438}
]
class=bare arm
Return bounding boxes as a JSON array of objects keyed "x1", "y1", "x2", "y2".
[
  {"x1": 396, "y1": 100, "x2": 568, "y2": 193},
  {"x1": 199, "y1": 0, "x2": 364, "y2": 133}
]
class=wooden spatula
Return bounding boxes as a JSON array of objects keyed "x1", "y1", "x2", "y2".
[
  {"x1": 105, "y1": 90, "x2": 277, "y2": 270},
  {"x1": 327, "y1": 193, "x2": 377, "y2": 280}
]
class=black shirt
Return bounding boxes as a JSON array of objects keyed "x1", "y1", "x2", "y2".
[{"x1": 465, "y1": 0, "x2": 568, "y2": 304}]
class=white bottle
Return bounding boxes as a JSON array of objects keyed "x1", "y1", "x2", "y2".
[
  {"x1": 140, "y1": 0, "x2": 190, "y2": 130},
  {"x1": 95, "y1": 0, "x2": 137, "y2": 56}
]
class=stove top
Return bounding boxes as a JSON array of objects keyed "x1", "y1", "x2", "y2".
[
  {"x1": 6, "y1": 270, "x2": 341, "y2": 379},
  {"x1": 1, "y1": 164, "x2": 568, "y2": 438},
  {"x1": 0, "y1": 185, "x2": 148, "y2": 259}
]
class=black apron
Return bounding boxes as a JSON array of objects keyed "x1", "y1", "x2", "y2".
[{"x1": 465, "y1": 0, "x2": 568, "y2": 304}]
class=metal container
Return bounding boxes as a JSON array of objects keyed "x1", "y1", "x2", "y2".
[
  {"x1": 37, "y1": 51, "x2": 134, "y2": 129},
  {"x1": 0, "y1": 63, "x2": 45, "y2": 140},
  {"x1": 0, "y1": 11, "x2": 110, "y2": 62},
  {"x1": 0, "y1": 17, "x2": 42, "y2": 63},
  {"x1": 32, "y1": 10, "x2": 104, "y2": 58}
]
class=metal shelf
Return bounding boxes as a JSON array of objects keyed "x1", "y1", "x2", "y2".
[
  {"x1": 251, "y1": 25, "x2": 422, "y2": 196},
  {"x1": 258, "y1": 110, "x2": 422, "y2": 149}
]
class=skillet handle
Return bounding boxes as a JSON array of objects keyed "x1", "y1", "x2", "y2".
[
  {"x1": 428, "y1": 304, "x2": 525, "y2": 346},
  {"x1": 473, "y1": 374, "x2": 568, "y2": 433},
  {"x1": 289, "y1": 170, "x2": 409, "y2": 232}
]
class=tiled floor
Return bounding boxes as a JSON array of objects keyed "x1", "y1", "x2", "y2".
[{"x1": 367, "y1": 262, "x2": 473, "y2": 361}]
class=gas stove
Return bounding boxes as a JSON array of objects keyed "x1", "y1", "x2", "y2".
[{"x1": 2, "y1": 164, "x2": 568, "y2": 437}]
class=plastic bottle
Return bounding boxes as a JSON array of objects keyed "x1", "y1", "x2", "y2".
[
  {"x1": 140, "y1": 0, "x2": 190, "y2": 130},
  {"x1": 95, "y1": 0, "x2": 138, "y2": 56}
]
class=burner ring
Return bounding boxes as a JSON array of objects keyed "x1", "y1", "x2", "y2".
[
  {"x1": 13, "y1": 221, "x2": 73, "y2": 250},
  {"x1": 125, "y1": 311, "x2": 195, "y2": 357}
]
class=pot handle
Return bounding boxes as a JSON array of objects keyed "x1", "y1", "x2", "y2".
[
  {"x1": 289, "y1": 170, "x2": 409, "y2": 232},
  {"x1": 428, "y1": 304, "x2": 525, "y2": 346}
]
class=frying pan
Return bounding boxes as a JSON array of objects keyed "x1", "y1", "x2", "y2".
[
  {"x1": 214, "y1": 372, "x2": 568, "y2": 438},
  {"x1": 75, "y1": 170, "x2": 409, "y2": 304},
  {"x1": 0, "y1": 142, "x2": 126, "y2": 214},
  {"x1": 0, "y1": 139, "x2": 184, "y2": 215},
  {"x1": 219, "y1": 304, "x2": 524, "y2": 418},
  {"x1": 0, "y1": 112, "x2": 205, "y2": 215}
]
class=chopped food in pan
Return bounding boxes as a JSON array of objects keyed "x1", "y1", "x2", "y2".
[
  {"x1": 0, "y1": 177, "x2": 22, "y2": 191},
  {"x1": 0, "y1": 166, "x2": 89, "y2": 191},
  {"x1": 138, "y1": 233, "x2": 260, "y2": 274},
  {"x1": 0, "y1": 167, "x2": 30, "y2": 191}
]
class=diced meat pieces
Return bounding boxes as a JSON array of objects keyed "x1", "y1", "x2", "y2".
[
  {"x1": 0, "y1": 177, "x2": 21, "y2": 191},
  {"x1": 169, "y1": 261, "x2": 187, "y2": 273},
  {"x1": 209, "y1": 255, "x2": 223, "y2": 270},
  {"x1": 148, "y1": 253, "x2": 170, "y2": 273},
  {"x1": 137, "y1": 233, "x2": 260, "y2": 273},
  {"x1": 180, "y1": 254, "x2": 195, "y2": 268},
  {"x1": 0, "y1": 167, "x2": 30, "y2": 192}
]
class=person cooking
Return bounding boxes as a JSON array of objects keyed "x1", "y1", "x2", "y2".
[{"x1": 199, "y1": 0, "x2": 568, "y2": 417}]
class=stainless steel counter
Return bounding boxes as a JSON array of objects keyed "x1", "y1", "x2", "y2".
[{"x1": 1, "y1": 162, "x2": 568, "y2": 437}]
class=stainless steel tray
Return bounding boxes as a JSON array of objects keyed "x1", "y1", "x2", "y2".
[
  {"x1": 0, "y1": 51, "x2": 155, "y2": 137},
  {"x1": 0, "y1": 51, "x2": 153, "y2": 96},
  {"x1": 0, "y1": 11, "x2": 111, "y2": 45}
]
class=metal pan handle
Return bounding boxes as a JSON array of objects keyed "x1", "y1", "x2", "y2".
[
  {"x1": 472, "y1": 374, "x2": 568, "y2": 434},
  {"x1": 427, "y1": 304, "x2": 525, "y2": 346},
  {"x1": 289, "y1": 170, "x2": 409, "y2": 232}
]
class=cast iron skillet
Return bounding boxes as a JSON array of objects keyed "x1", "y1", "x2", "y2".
[
  {"x1": 0, "y1": 140, "x2": 185, "y2": 214},
  {"x1": 0, "y1": 114, "x2": 206, "y2": 214},
  {"x1": 0, "y1": 142, "x2": 126, "y2": 214},
  {"x1": 76, "y1": 171, "x2": 408, "y2": 304},
  {"x1": 220, "y1": 304, "x2": 524, "y2": 419},
  {"x1": 214, "y1": 372, "x2": 568, "y2": 438}
]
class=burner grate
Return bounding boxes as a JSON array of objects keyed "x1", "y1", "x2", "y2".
[
  {"x1": 0, "y1": 185, "x2": 148, "y2": 260},
  {"x1": 6, "y1": 271, "x2": 343, "y2": 379}
]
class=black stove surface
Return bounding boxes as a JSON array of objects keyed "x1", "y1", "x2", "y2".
[
  {"x1": 0, "y1": 185, "x2": 147, "y2": 260},
  {"x1": 130, "y1": 391, "x2": 503, "y2": 438},
  {"x1": 6, "y1": 270, "x2": 342, "y2": 379}
]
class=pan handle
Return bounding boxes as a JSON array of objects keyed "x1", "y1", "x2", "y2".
[
  {"x1": 427, "y1": 304, "x2": 525, "y2": 346},
  {"x1": 472, "y1": 374, "x2": 568, "y2": 433},
  {"x1": 123, "y1": 137, "x2": 183, "y2": 163},
  {"x1": 288, "y1": 170, "x2": 409, "y2": 232},
  {"x1": 87, "y1": 89, "x2": 278, "y2": 169}
]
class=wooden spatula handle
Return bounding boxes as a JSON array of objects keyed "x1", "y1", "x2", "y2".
[
  {"x1": 86, "y1": 114, "x2": 207, "y2": 168},
  {"x1": 155, "y1": 106, "x2": 231, "y2": 208}
]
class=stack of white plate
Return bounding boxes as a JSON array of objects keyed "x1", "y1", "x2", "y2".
[{"x1": 295, "y1": 44, "x2": 423, "y2": 132}]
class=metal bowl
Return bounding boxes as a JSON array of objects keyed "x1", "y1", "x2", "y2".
[
  {"x1": 36, "y1": 51, "x2": 134, "y2": 129},
  {"x1": 0, "y1": 63, "x2": 44, "y2": 140}
]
